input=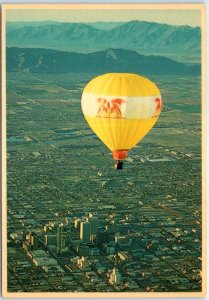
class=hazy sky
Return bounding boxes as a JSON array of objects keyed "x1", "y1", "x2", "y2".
[{"x1": 6, "y1": 9, "x2": 201, "y2": 27}]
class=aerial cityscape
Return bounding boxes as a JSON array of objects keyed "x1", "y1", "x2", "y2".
[{"x1": 5, "y1": 6, "x2": 203, "y2": 295}]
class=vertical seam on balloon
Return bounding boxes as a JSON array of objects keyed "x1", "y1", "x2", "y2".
[
  {"x1": 100, "y1": 74, "x2": 116, "y2": 150},
  {"x1": 107, "y1": 74, "x2": 119, "y2": 150},
  {"x1": 91, "y1": 73, "x2": 106, "y2": 95},
  {"x1": 125, "y1": 118, "x2": 147, "y2": 149},
  {"x1": 127, "y1": 118, "x2": 155, "y2": 148},
  {"x1": 120, "y1": 74, "x2": 128, "y2": 150},
  {"x1": 118, "y1": 74, "x2": 122, "y2": 151},
  {"x1": 91, "y1": 117, "x2": 111, "y2": 151},
  {"x1": 120, "y1": 74, "x2": 135, "y2": 149},
  {"x1": 124, "y1": 119, "x2": 138, "y2": 149}
]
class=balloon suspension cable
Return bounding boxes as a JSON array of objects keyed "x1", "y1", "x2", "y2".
[{"x1": 114, "y1": 160, "x2": 123, "y2": 170}]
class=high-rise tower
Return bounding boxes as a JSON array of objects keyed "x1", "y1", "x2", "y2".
[
  {"x1": 56, "y1": 223, "x2": 63, "y2": 254},
  {"x1": 80, "y1": 221, "x2": 91, "y2": 243},
  {"x1": 87, "y1": 215, "x2": 98, "y2": 236},
  {"x1": 109, "y1": 268, "x2": 122, "y2": 285}
]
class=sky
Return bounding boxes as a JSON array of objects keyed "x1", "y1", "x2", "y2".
[{"x1": 6, "y1": 9, "x2": 201, "y2": 27}]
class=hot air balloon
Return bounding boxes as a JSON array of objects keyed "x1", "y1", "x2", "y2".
[{"x1": 81, "y1": 73, "x2": 162, "y2": 169}]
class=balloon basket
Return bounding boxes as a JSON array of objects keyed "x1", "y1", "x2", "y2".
[{"x1": 114, "y1": 160, "x2": 123, "y2": 170}]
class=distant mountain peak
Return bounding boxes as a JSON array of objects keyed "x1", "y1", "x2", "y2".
[{"x1": 105, "y1": 49, "x2": 118, "y2": 60}]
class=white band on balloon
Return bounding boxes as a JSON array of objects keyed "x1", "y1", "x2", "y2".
[{"x1": 81, "y1": 92, "x2": 162, "y2": 120}]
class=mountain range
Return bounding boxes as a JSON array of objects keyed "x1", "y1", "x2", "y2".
[
  {"x1": 7, "y1": 21, "x2": 125, "y2": 30},
  {"x1": 7, "y1": 20, "x2": 200, "y2": 60},
  {"x1": 7, "y1": 47, "x2": 200, "y2": 75}
]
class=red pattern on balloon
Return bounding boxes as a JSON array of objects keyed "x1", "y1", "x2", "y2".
[
  {"x1": 97, "y1": 98, "x2": 126, "y2": 118},
  {"x1": 153, "y1": 97, "x2": 162, "y2": 116}
]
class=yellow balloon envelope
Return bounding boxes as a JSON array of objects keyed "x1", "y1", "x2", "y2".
[{"x1": 81, "y1": 73, "x2": 162, "y2": 168}]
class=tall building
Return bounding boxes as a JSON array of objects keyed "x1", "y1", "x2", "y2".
[
  {"x1": 22, "y1": 231, "x2": 38, "y2": 251},
  {"x1": 109, "y1": 268, "x2": 123, "y2": 285},
  {"x1": 29, "y1": 232, "x2": 38, "y2": 250},
  {"x1": 80, "y1": 221, "x2": 91, "y2": 243},
  {"x1": 56, "y1": 223, "x2": 63, "y2": 254},
  {"x1": 87, "y1": 215, "x2": 98, "y2": 236},
  {"x1": 74, "y1": 218, "x2": 80, "y2": 229}
]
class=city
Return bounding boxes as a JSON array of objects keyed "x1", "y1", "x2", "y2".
[{"x1": 6, "y1": 72, "x2": 202, "y2": 293}]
